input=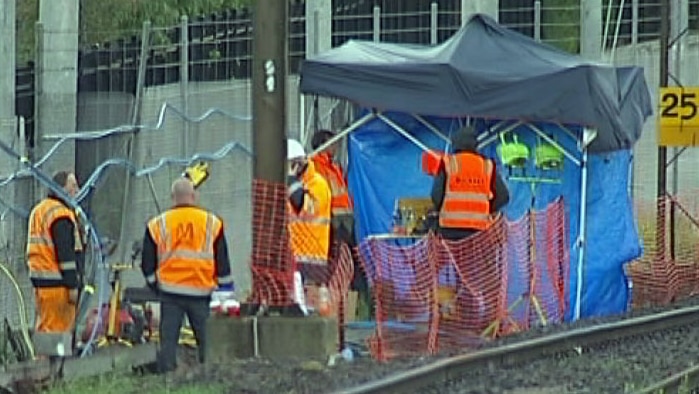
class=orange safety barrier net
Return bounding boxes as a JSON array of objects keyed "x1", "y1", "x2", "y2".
[
  {"x1": 627, "y1": 195, "x2": 699, "y2": 308},
  {"x1": 249, "y1": 179, "x2": 355, "y2": 345},
  {"x1": 359, "y1": 199, "x2": 569, "y2": 361},
  {"x1": 249, "y1": 179, "x2": 296, "y2": 306}
]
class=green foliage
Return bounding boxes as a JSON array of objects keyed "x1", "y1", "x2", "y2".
[
  {"x1": 540, "y1": 0, "x2": 580, "y2": 54},
  {"x1": 45, "y1": 371, "x2": 224, "y2": 394},
  {"x1": 15, "y1": 0, "x2": 254, "y2": 64}
]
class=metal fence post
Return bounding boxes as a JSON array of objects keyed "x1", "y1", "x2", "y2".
[
  {"x1": 180, "y1": 15, "x2": 190, "y2": 158},
  {"x1": 132, "y1": 21, "x2": 151, "y2": 125},
  {"x1": 628, "y1": 0, "x2": 638, "y2": 201},
  {"x1": 430, "y1": 2, "x2": 438, "y2": 45},
  {"x1": 631, "y1": 0, "x2": 638, "y2": 59},
  {"x1": 373, "y1": 6, "x2": 381, "y2": 42},
  {"x1": 580, "y1": 0, "x2": 602, "y2": 60},
  {"x1": 32, "y1": 22, "x2": 44, "y2": 201},
  {"x1": 461, "y1": 0, "x2": 467, "y2": 26},
  {"x1": 117, "y1": 20, "x2": 151, "y2": 263},
  {"x1": 534, "y1": 0, "x2": 541, "y2": 41}
]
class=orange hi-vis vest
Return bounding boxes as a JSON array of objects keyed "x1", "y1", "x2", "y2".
[
  {"x1": 147, "y1": 206, "x2": 223, "y2": 297},
  {"x1": 439, "y1": 152, "x2": 494, "y2": 231},
  {"x1": 288, "y1": 161, "x2": 332, "y2": 265},
  {"x1": 26, "y1": 198, "x2": 81, "y2": 285},
  {"x1": 312, "y1": 153, "x2": 353, "y2": 216}
]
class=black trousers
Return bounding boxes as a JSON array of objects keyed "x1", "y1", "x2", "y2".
[{"x1": 157, "y1": 293, "x2": 210, "y2": 373}]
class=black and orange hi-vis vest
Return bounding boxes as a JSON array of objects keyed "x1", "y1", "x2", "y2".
[
  {"x1": 26, "y1": 198, "x2": 81, "y2": 287},
  {"x1": 312, "y1": 153, "x2": 353, "y2": 216},
  {"x1": 439, "y1": 152, "x2": 494, "y2": 231}
]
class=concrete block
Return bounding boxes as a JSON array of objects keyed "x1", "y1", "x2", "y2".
[
  {"x1": 206, "y1": 316, "x2": 255, "y2": 361},
  {"x1": 32, "y1": 332, "x2": 74, "y2": 357},
  {"x1": 257, "y1": 316, "x2": 337, "y2": 359},
  {"x1": 205, "y1": 316, "x2": 339, "y2": 361}
]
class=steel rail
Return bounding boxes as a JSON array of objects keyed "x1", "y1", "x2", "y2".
[
  {"x1": 635, "y1": 363, "x2": 699, "y2": 394},
  {"x1": 337, "y1": 305, "x2": 699, "y2": 394}
]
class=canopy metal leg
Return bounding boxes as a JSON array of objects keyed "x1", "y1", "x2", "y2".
[{"x1": 573, "y1": 136, "x2": 591, "y2": 321}]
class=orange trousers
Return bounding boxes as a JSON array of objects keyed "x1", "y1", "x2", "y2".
[{"x1": 34, "y1": 287, "x2": 76, "y2": 333}]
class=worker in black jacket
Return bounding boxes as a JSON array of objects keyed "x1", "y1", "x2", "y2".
[
  {"x1": 431, "y1": 126, "x2": 510, "y2": 240},
  {"x1": 27, "y1": 171, "x2": 84, "y2": 336},
  {"x1": 141, "y1": 178, "x2": 233, "y2": 373}
]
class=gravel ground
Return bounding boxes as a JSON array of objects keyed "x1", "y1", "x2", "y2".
[
  {"x1": 433, "y1": 324, "x2": 699, "y2": 394},
  {"x1": 48, "y1": 295, "x2": 699, "y2": 394}
]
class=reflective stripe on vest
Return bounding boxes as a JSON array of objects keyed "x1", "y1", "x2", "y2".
[
  {"x1": 327, "y1": 177, "x2": 353, "y2": 215},
  {"x1": 439, "y1": 153, "x2": 494, "y2": 231},
  {"x1": 27, "y1": 198, "x2": 78, "y2": 283},
  {"x1": 148, "y1": 207, "x2": 221, "y2": 297},
  {"x1": 312, "y1": 156, "x2": 353, "y2": 216},
  {"x1": 288, "y1": 169, "x2": 331, "y2": 266}
]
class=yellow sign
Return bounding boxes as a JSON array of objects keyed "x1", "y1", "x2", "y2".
[{"x1": 658, "y1": 87, "x2": 699, "y2": 146}]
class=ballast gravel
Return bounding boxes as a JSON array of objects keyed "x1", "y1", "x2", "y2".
[{"x1": 56, "y1": 296, "x2": 699, "y2": 393}]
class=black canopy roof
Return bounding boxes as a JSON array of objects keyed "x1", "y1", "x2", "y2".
[{"x1": 300, "y1": 14, "x2": 653, "y2": 153}]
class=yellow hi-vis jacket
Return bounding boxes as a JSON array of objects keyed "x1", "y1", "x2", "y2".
[{"x1": 288, "y1": 161, "x2": 332, "y2": 266}]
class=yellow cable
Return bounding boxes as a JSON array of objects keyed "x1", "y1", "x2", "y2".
[{"x1": 0, "y1": 262, "x2": 36, "y2": 360}]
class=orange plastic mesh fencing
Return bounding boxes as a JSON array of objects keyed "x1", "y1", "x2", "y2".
[
  {"x1": 431, "y1": 217, "x2": 508, "y2": 350},
  {"x1": 328, "y1": 241, "x2": 355, "y2": 349},
  {"x1": 249, "y1": 179, "x2": 295, "y2": 306},
  {"x1": 359, "y1": 199, "x2": 569, "y2": 361},
  {"x1": 361, "y1": 236, "x2": 439, "y2": 361},
  {"x1": 500, "y1": 198, "x2": 569, "y2": 335},
  {"x1": 628, "y1": 195, "x2": 699, "y2": 308},
  {"x1": 288, "y1": 207, "x2": 332, "y2": 284}
]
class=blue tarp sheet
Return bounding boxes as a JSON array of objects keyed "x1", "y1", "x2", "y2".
[{"x1": 347, "y1": 111, "x2": 641, "y2": 319}]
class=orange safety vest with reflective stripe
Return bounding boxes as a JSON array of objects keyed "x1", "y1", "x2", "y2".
[
  {"x1": 439, "y1": 152, "x2": 494, "y2": 231},
  {"x1": 26, "y1": 198, "x2": 81, "y2": 285},
  {"x1": 147, "y1": 206, "x2": 223, "y2": 297},
  {"x1": 288, "y1": 161, "x2": 332, "y2": 265},
  {"x1": 311, "y1": 153, "x2": 353, "y2": 216}
]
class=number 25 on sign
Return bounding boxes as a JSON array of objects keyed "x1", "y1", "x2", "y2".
[{"x1": 658, "y1": 87, "x2": 699, "y2": 147}]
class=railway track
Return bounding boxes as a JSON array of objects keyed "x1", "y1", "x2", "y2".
[
  {"x1": 337, "y1": 304, "x2": 699, "y2": 394},
  {"x1": 635, "y1": 363, "x2": 699, "y2": 394}
]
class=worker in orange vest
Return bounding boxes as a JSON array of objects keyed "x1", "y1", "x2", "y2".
[
  {"x1": 310, "y1": 130, "x2": 354, "y2": 244},
  {"x1": 287, "y1": 138, "x2": 332, "y2": 283},
  {"x1": 309, "y1": 130, "x2": 373, "y2": 318},
  {"x1": 431, "y1": 126, "x2": 510, "y2": 240},
  {"x1": 27, "y1": 171, "x2": 84, "y2": 340},
  {"x1": 141, "y1": 178, "x2": 233, "y2": 373}
]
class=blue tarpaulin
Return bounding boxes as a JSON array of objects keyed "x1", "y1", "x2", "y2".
[{"x1": 347, "y1": 111, "x2": 641, "y2": 319}]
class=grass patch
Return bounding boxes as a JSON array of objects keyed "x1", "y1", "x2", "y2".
[{"x1": 45, "y1": 372, "x2": 223, "y2": 394}]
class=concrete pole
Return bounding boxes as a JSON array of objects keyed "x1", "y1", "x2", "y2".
[
  {"x1": 252, "y1": 0, "x2": 288, "y2": 183},
  {"x1": 0, "y1": 0, "x2": 17, "y2": 166},
  {"x1": 0, "y1": 0, "x2": 20, "y2": 260},
  {"x1": 580, "y1": 0, "x2": 603, "y2": 60},
  {"x1": 461, "y1": 0, "x2": 498, "y2": 25},
  {"x1": 303, "y1": 0, "x2": 332, "y2": 141},
  {"x1": 37, "y1": 0, "x2": 79, "y2": 175}
]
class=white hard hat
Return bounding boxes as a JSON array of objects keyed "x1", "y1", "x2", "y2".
[{"x1": 287, "y1": 139, "x2": 306, "y2": 160}]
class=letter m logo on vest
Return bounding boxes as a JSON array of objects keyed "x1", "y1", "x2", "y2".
[{"x1": 175, "y1": 222, "x2": 195, "y2": 243}]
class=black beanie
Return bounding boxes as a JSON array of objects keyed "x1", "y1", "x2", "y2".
[{"x1": 451, "y1": 125, "x2": 478, "y2": 151}]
